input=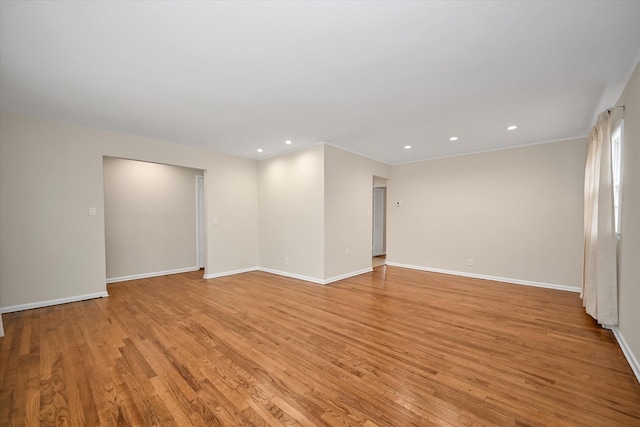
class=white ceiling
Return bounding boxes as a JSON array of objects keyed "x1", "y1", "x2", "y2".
[{"x1": 1, "y1": 1, "x2": 639, "y2": 164}]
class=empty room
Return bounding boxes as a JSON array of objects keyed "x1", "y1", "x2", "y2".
[{"x1": 1, "y1": 1, "x2": 639, "y2": 426}]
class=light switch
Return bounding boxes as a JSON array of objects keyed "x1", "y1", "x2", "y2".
[{"x1": 88, "y1": 207, "x2": 96, "y2": 216}]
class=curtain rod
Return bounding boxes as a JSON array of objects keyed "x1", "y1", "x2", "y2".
[{"x1": 607, "y1": 105, "x2": 625, "y2": 113}]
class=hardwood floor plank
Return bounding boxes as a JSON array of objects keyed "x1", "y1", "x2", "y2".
[
  {"x1": 1, "y1": 267, "x2": 639, "y2": 426},
  {"x1": 23, "y1": 354, "x2": 40, "y2": 427}
]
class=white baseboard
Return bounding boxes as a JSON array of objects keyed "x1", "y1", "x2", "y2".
[
  {"x1": 385, "y1": 262, "x2": 581, "y2": 293},
  {"x1": 324, "y1": 268, "x2": 373, "y2": 284},
  {"x1": 258, "y1": 267, "x2": 326, "y2": 285},
  {"x1": 203, "y1": 267, "x2": 258, "y2": 279},
  {"x1": 106, "y1": 266, "x2": 200, "y2": 284},
  {"x1": 258, "y1": 267, "x2": 372, "y2": 285},
  {"x1": 0, "y1": 316, "x2": 4, "y2": 337},
  {"x1": 0, "y1": 291, "x2": 109, "y2": 314},
  {"x1": 611, "y1": 327, "x2": 640, "y2": 384}
]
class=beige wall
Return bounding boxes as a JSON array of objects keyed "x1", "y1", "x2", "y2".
[
  {"x1": 258, "y1": 145, "x2": 325, "y2": 280},
  {"x1": 324, "y1": 145, "x2": 390, "y2": 279},
  {"x1": 0, "y1": 112, "x2": 258, "y2": 309},
  {"x1": 387, "y1": 138, "x2": 587, "y2": 288},
  {"x1": 616, "y1": 61, "x2": 640, "y2": 367},
  {"x1": 257, "y1": 144, "x2": 390, "y2": 282},
  {"x1": 104, "y1": 157, "x2": 203, "y2": 279}
]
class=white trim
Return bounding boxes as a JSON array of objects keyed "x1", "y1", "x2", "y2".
[
  {"x1": 256, "y1": 141, "x2": 326, "y2": 162},
  {"x1": 1, "y1": 292, "x2": 109, "y2": 314},
  {"x1": 255, "y1": 136, "x2": 592, "y2": 168},
  {"x1": 195, "y1": 175, "x2": 205, "y2": 269},
  {"x1": 385, "y1": 262, "x2": 581, "y2": 292},
  {"x1": 258, "y1": 267, "x2": 372, "y2": 285},
  {"x1": 106, "y1": 266, "x2": 200, "y2": 284},
  {"x1": 323, "y1": 142, "x2": 390, "y2": 165},
  {"x1": 391, "y1": 135, "x2": 589, "y2": 166},
  {"x1": 203, "y1": 267, "x2": 258, "y2": 279},
  {"x1": 257, "y1": 267, "x2": 326, "y2": 285},
  {"x1": 611, "y1": 326, "x2": 640, "y2": 384},
  {"x1": 204, "y1": 266, "x2": 373, "y2": 285},
  {"x1": 0, "y1": 315, "x2": 4, "y2": 337},
  {"x1": 323, "y1": 268, "x2": 373, "y2": 284},
  {"x1": 256, "y1": 141, "x2": 393, "y2": 166}
]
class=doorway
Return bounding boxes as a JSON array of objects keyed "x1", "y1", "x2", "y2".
[
  {"x1": 196, "y1": 175, "x2": 206, "y2": 268},
  {"x1": 372, "y1": 176, "x2": 388, "y2": 267},
  {"x1": 103, "y1": 157, "x2": 205, "y2": 282}
]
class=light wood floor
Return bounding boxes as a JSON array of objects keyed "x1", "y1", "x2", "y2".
[{"x1": 1, "y1": 267, "x2": 639, "y2": 426}]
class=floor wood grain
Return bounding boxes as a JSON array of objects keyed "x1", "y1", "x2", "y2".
[{"x1": 1, "y1": 266, "x2": 639, "y2": 426}]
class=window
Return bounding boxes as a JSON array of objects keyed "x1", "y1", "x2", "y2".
[{"x1": 611, "y1": 119, "x2": 623, "y2": 236}]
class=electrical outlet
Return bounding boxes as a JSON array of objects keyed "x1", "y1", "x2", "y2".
[
  {"x1": 346, "y1": 248, "x2": 350, "y2": 256},
  {"x1": 467, "y1": 258, "x2": 474, "y2": 266},
  {"x1": 284, "y1": 257, "x2": 289, "y2": 266}
]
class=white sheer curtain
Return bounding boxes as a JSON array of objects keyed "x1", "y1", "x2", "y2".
[{"x1": 582, "y1": 111, "x2": 617, "y2": 326}]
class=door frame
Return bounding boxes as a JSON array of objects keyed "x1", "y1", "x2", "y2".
[
  {"x1": 195, "y1": 175, "x2": 206, "y2": 268},
  {"x1": 372, "y1": 184, "x2": 387, "y2": 257}
]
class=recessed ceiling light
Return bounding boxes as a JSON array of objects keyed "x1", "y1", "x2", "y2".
[
  {"x1": 506, "y1": 125, "x2": 518, "y2": 131},
  {"x1": 285, "y1": 140, "x2": 292, "y2": 145},
  {"x1": 449, "y1": 136, "x2": 459, "y2": 142},
  {"x1": 404, "y1": 145, "x2": 412, "y2": 149},
  {"x1": 257, "y1": 148, "x2": 263, "y2": 153}
]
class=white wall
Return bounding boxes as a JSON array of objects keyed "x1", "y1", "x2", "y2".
[
  {"x1": 0, "y1": 112, "x2": 258, "y2": 311},
  {"x1": 258, "y1": 145, "x2": 325, "y2": 280},
  {"x1": 324, "y1": 145, "x2": 390, "y2": 279},
  {"x1": 387, "y1": 138, "x2": 587, "y2": 289},
  {"x1": 616, "y1": 61, "x2": 640, "y2": 374},
  {"x1": 103, "y1": 158, "x2": 203, "y2": 280}
]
